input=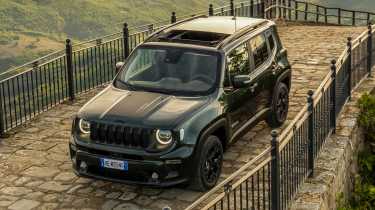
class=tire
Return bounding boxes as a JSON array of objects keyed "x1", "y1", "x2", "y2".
[
  {"x1": 266, "y1": 82, "x2": 289, "y2": 128},
  {"x1": 190, "y1": 135, "x2": 223, "y2": 191}
]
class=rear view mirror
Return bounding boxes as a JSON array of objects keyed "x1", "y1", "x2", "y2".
[
  {"x1": 115, "y1": 62, "x2": 125, "y2": 73},
  {"x1": 232, "y1": 75, "x2": 251, "y2": 88}
]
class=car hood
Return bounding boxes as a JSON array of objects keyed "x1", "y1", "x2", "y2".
[{"x1": 77, "y1": 86, "x2": 211, "y2": 128}]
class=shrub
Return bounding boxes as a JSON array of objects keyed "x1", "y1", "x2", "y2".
[
  {"x1": 358, "y1": 93, "x2": 375, "y2": 144},
  {"x1": 337, "y1": 94, "x2": 375, "y2": 210}
]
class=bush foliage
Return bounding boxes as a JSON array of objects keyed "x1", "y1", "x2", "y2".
[{"x1": 338, "y1": 93, "x2": 375, "y2": 210}]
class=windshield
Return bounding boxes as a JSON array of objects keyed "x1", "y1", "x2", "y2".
[{"x1": 115, "y1": 46, "x2": 220, "y2": 95}]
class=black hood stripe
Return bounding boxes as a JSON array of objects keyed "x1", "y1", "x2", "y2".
[{"x1": 99, "y1": 92, "x2": 130, "y2": 119}]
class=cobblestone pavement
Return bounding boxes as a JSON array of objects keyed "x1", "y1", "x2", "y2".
[{"x1": 0, "y1": 23, "x2": 365, "y2": 210}]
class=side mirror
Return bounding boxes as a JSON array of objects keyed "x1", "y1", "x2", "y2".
[
  {"x1": 115, "y1": 62, "x2": 125, "y2": 73},
  {"x1": 233, "y1": 75, "x2": 251, "y2": 88},
  {"x1": 276, "y1": 48, "x2": 287, "y2": 60}
]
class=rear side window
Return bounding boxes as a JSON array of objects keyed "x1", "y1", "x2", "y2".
[
  {"x1": 249, "y1": 34, "x2": 269, "y2": 69},
  {"x1": 225, "y1": 43, "x2": 250, "y2": 86},
  {"x1": 268, "y1": 33, "x2": 275, "y2": 51},
  {"x1": 266, "y1": 29, "x2": 276, "y2": 53}
]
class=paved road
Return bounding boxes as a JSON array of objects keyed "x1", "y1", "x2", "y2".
[{"x1": 0, "y1": 23, "x2": 365, "y2": 210}]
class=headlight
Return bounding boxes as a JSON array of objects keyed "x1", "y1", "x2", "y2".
[
  {"x1": 79, "y1": 119, "x2": 91, "y2": 134},
  {"x1": 156, "y1": 129, "x2": 173, "y2": 145}
]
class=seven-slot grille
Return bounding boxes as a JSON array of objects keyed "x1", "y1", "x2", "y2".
[{"x1": 90, "y1": 122, "x2": 152, "y2": 149}]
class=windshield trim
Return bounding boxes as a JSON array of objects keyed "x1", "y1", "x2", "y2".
[{"x1": 113, "y1": 44, "x2": 222, "y2": 96}]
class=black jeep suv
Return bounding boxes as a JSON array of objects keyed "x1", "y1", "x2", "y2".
[{"x1": 70, "y1": 16, "x2": 291, "y2": 191}]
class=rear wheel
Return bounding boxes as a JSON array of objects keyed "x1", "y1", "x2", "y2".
[
  {"x1": 266, "y1": 82, "x2": 289, "y2": 128},
  {"x1": 190, "y1": 135, "x2": 223, "y2": 191}
]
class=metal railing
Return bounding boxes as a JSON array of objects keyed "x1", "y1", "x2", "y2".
[
  {"x1": 0, "y1": 1, "x2": 374, "y2": 209},
  {"x1": 264, "y1": 0, "x2": 375, "y2": 25},
  {"x1": 184, "y1": 2, "x2": 375, "y2": 210}
]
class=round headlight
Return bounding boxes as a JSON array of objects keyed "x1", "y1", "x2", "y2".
[
  {"x1": 156, "y1": 130, "x2": 173, "y2": 145},
  {"x1": 79, "y1": 119, "x2": 91, "y2": 134}
]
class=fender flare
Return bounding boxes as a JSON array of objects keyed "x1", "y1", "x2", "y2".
[
  {"x1": 275, "y1": 68, "x2": 291, "y2": 91},
  {"x1": 194, "y1": 116, "x2": 229, "y2": 154}
]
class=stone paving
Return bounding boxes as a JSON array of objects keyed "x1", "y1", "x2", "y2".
[{"x1": 0, "y1": 23, "x2": 366, "y2": 210}]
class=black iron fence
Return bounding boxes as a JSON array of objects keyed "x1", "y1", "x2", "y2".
[
  {"x1": 265, "y1": 0, "x2": 375, "y2": 25},
  {"x1": 0, "y1": 0, "x2": 374, "y2": 209},
  {"x1": 184, "y1": 3, "x2": 375, "y2": 210}
]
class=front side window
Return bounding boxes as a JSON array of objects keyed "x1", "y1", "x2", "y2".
[
  {"x1": 249, "y1": 34, "x2": 269, "y2": 69},
  {"x1": 115, "y1": 46, "x2": 219, "y2": 95},
  {"x1": 225, "y1": 43, "x2": 250, "y2": 86}
]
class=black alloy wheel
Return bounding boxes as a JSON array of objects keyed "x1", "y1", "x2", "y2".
[
  {"x1": 266, "y1": 82, "x2": 289, "y2": 128},
  {"x1": 191, "y1": 135, "x2": 223, "y2": 191}
]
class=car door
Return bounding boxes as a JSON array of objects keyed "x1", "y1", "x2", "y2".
[
  {"x1": 248, "y1": 31, "x2": 277, "y2": 113},
  {"x1": 223, "y1": 42, "x2": 258, "y2": 134}
]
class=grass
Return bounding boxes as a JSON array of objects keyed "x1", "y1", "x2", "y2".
[{"x1": 0, "y1": 0, "x2": 224, "y2": 72}]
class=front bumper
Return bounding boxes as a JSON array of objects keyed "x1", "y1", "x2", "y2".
[{"x1": 69, "y1": 143, "x2": 193, "y2": 187}]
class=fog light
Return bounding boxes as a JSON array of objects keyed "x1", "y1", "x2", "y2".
[
  {"x1": 80, "y1": 161, "x2": 88, "y2": 173},
  {"x1": 151, "y1": 172, "x2": 159, "y2": 180}
]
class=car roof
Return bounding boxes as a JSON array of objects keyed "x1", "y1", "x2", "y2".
[
  {"x1": 170, "y1": 16, "x2": 266, "y2": 35},
  {"x1": 144, "y1": 16, "x2": 271, "y2": 50}
]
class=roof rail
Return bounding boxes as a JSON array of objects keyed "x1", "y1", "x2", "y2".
[
  {"x1": 144, "y1": 14, "x2": 208, "y2": 42},
  {"x1": 217, "y1": 20, "x2": 269, "y2": 49}
]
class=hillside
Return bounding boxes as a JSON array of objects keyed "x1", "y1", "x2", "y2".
[
  {"x1": 311, "y1": 0, "x2": 375, "y2": 11},
  {"x1": 0, "y1": 0, "x2": 222, "y2": 72}
]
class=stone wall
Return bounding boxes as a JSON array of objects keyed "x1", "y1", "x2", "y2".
[{"x1": 290, "y1": 77, "x2": 375, "y2": 210}]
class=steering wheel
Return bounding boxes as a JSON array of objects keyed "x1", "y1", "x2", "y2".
[{"x1": 191, "y1": 74, "x2": 214, "y2": 84}]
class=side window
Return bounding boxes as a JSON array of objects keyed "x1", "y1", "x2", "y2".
[
  {"x1": 266, "y1": 29, "x2": 276, "y2": 53},
  {"x1": 225, "y1": 43, "x2": 250, "y2": 86},
  {"x1": 249, "y1": 34, "x2": 269, "y2": 69}
]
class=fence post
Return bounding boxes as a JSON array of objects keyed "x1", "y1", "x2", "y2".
[
  {"x1": 0, "y1": 85, "x2": 4, "y2": 137},
  {"x1": 307, "y1": 90, "x2": 314, "y2": 177},
  {"x1": 288, "y1": 0, "x2": 291, "y2": 20},
  {"x1": 316, "y1": 6, "x2": 319, "y2": 23},
  {"x1": 250, "y1": 0, "x2": 254, "y2": 17},
  {"x1": 330, "y1": 60, "x2": 337, "y2": 133},
  {"x1": 209, "y1": 4, "x2": 214, "y2": 16},
  {"x1": 270, "y1": 130, "x2": 281, "y2": 210},
  {"x1": 230, "y1": 0, "x2": 234, "y2": 16},
  {"x1": 324, "y1": 7, "x2": 328, "y2": 24},
  {"x1": 278, "y1": 0, "x2": 281, "y2": 19},
  {"x1": 347, "y1": 37, "x2": 352, "y2": 100},
  {"x1": 304, "y1": 2, "x2": 308, "y2": 21},
  {"x1": 261, "y1": 0, "x2": 265, "y2": 18},
  {"x1": 368, "y1": 24, "x2": 373, "y2": 77},
  {"x1": 171, "y1": 12, "x2": 177, "y2": 23},
  {"x1": 295, "y1": 1, "x2": 298, "y2": 20},
  {"x1": 352, "y1": 11, "x2": 356, "y2": 26},
  {"x1": 65, "y1": 39, "x2": 75, "y2": 101},
  {"x1": 367, "y1": 13, "x2": 371, "y2": 25},
  {"x1": 338, "y1": 8, "x2": 341, "y2": 25},
  {"x1": 123, "y1": 23, "x2": 130, "y2": 59},
  {"x1": 282, "y1": 0, "x2": 286, "y2": 19}
]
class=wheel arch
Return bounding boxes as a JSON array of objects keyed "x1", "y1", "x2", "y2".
[{"x1": 196, "y1": 116, "x2": 229, "y2": 152}]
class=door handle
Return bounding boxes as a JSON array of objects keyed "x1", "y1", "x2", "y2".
[{"x1": 250, "y1": 83, "x2": 258, "y2": 93}]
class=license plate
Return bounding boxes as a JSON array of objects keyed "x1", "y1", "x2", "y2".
[{"x1": 100, "y1": 158, "x2": 128, "y2": 171}]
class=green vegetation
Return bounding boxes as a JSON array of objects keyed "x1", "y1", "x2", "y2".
[
  {"x1": 2, "y1": 0, "x2": 375, "y2": 73},
  {"x1": 312, "y1": 0, "x2": 375, "y2": 11},
  {"x1": 337, "y1": 93, "x2": 375, "y2": 210},
  {"x1": 0, "y1": 0, "x2": 222, "y2": 72}
]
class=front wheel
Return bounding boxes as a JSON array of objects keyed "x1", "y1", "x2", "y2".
[
  {"x1": 266, "y1": 82, "x2": 289, "y2": 128},
  {"x1": 190, "y1": 135, "x2": 223, "y2": 191}
]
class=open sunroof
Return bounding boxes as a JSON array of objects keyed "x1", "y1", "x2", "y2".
[{"x1": 148, "y1": 30, "x2": 230, "y2": 47}]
